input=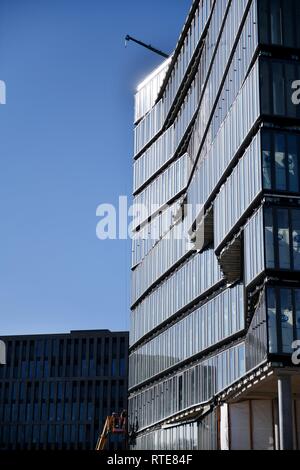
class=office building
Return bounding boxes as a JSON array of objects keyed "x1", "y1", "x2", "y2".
[
  {"x1": 129, "y1": 0, "x2": 300, "y2": 450},
  {"x1": 0, "y1": 329, "x2": 128, "y2": 450}
]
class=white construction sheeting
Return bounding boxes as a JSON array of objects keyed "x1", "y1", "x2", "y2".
[
  {"x1": 229, "y1": 402, "x2": 251, "y2": 450},
  {"x1": 251, "y1": 400, "x2": 274, "y2": 450},
  {"x1": 220, "y1": 404, "x2": 229, "y2": 450},
  {"x1": 219, "y1": 399, "x2": 300, "y2": 450}
]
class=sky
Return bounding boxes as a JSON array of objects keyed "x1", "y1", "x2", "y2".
[{"x1": 0, "y1": 0, "x2": 191, "y2": 335}]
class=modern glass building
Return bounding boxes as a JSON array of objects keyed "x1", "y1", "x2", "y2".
[
  {"x1": 129, "y1": 0, "x2": 300, "y2": 450},
  {"x1": 0, "y1": 330, "x2": 128, "y2": 450}
]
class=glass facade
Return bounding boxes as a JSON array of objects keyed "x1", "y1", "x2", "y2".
[
  {"x1": 262, "y1": 129, "x2": 300, "y2": 193},
  {"x1": 129, "y1": 343, "x2": 245, "y2": 431},
  {"x1": 134, "y1": 58, "x2": 171, "y2": 125},
  {"x1": 267, "y1": 286, "x2": 300, "y2": 354},
  {"x1": 0, "y1": 330, "x2": 128, "y2": 450},
  {"x1": 130, "y1": 0, "x2": 300, "y2": 450},
  {"x1": 130, "y1": 285, "x2": 244, "y2": 386},
  {"x1": 133, "y1": 153, "x2": 191, "y2": 227},
  {"x1": 130, "y1": 249, "x2": 221, "y2": 345},
  {"x1": 245, "y1": 284, "x2": 300, "y2": 372},
  {"x1": 133, "y1": 410, "x2": 217, "y2": 450},
  {"x1": 244, "y1": 204, "x2": 300, "y2": 285}
]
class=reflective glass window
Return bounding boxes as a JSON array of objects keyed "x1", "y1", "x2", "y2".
[
  {"x1": 272, "y1": 62, "x2": 285, "y2": 115},
  {"x1": 270, "y1": 0, "x2": 282, "y2": 45},
  {"x1": 277, "y1": 209, "x2": 290, "y2": 270},
  {"x1": 280, "y1": 289, "x2": 294, "y2": 354},
  {"x1": 267, "y1": 288, "x2": 277, "y2": 353},
  {"x1": 292, "y1": 209, "x2": 300, "y2": 270},
  {"x1": 274, "y1": 134, "x2": 286, "y2": 191},
  {"x1": 265, "y1": 208, "x2": 275, "y2": 268},
  {"x1": 262, "y1": 131, "x2": 272, "y2": 189},
  {"x1": 287, "y1": 135, "x2": 299, "y2": 192}
]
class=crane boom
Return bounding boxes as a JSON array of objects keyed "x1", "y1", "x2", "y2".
[
  {"x1": 95, "y1": 413, "x2": 127, "y2": 451},
  {"x1": 125, "y1": 35, "x2": 169, "y2": 58},
  {"x1": 95, "y1": 416, "x2": 110, "y2": 450}
]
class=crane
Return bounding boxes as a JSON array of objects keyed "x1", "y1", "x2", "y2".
[
  {"x1": 95, "y1": 412, "x2": 127, "y2": 451},
  {"x1": 125, "y1": 35, "x2": 169, "y2": 59}
]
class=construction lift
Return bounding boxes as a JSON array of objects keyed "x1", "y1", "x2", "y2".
[
  {"x1": 95, "y1": 412, "x2": 127, "y2": 451},
  {"x1": 125, "y1": 34, "x2": 170, "y2": 58}
]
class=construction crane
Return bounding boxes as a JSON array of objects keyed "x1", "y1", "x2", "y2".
[
  {"x1": 95, "y1": 411, "x2": 127, "y2": 451},
  {"x1": 125, "y1": 34, "x2": 169, "y2": 59}
]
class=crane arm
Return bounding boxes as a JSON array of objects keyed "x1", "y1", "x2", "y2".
[
  {"x1": 125, "y1": 35, "x2": 169, "y2": 59},
  {"x1": 95, "y1": 416, "x2": 112, "y2": 451}
]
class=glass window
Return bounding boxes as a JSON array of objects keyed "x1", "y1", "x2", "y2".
[
  {"x1": 275, "y1": 134, "x2": 286, "y2": 191},
  {"x1": 72, "y1": 403, "x2": 77, "y2": 421},
  {"x1": 280, "y1": 289, "x2": 293, "y2": 353},
  {"x1": 87, "y1": 402, "x2": 93, "y2": 421},
  {"x1": 119, "y1": 358, "x2": 125, "y2": 376},
  {"x1": 260, "y1": 60, "x2": 271, "y2": 114},
  {"x1": 238, "y1": 345, "x2": 246, "y2": 375},
  {"x1": 178, "y1": 375, "x2": 183, "y2": 410},
  {"x1": 270, "y1": 0, "x2": 283, "y2": 45},
  {"x1": 80, "y1": 403, "x2": 85, "y2": 420},
  {"x1": 63, "y1": 425, "x2": 70, "y2": 443},
  {"x1": 55, "y1": 425, "x2": 61, "y2": 445},
  {"x1": 265, "y1": 208, "x2": 275, "y2": 268},
  {"x1": 259, "y1": 0, "x2": 270, "y2": 44},
  {"x1": 49, "y1": 403, "x2": 55, "y2": 421},
  {"x1": 291, "y1": 209, "x2": 300, "y2": 270},
  {"x1": 41, "y1": 402, "x2": 47, "y2": 420},
  {"x1": 295, "y1": 290, "x2": 300, "y2": 340},
  {"x1": 272, "y1": 62, "x2": 285, "y2": 115},
  {"x1": 287, "y1": 134, "x2": 299, "y2": 192},
  {"x1": 282, "y1": 0, "x2": 295, "y2": 48},
  {"x1": 267, "y1": 288, "x2": 277, "y2": 353},
  {"x1": 32, "y1": 425, "x2": 40, "y2": 445},
  {"x1": 79, "y1": 425, "x2": 85, "y2": 442},
  {"x1": 56, "y1": 403, "x2": 62, "y2": 421},
  {"x1": 229, "y1": 349, "x2": 234, "y2": 384},
  {"x1": 277, "y1": 209, "x2": 290, "y2": 269},
  {"x1": 262, "y1": 132, "x2": 272, "y2": 189},
  {"x1": 49, "y1": 383, "x2": 55, "y2": 401},
  {"x1": 224, "y1": 293, "x2": 229, "y2": 337},
  {"x1": 43, "y1": 359, "x2": 49, "y2": 377},
  {"x1": 285, "y1": 63, "x2": 297, "y2": 118}
]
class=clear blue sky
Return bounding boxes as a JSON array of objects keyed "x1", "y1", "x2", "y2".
[{"x1": 0, "y1": 0, "x2": 191, "y2": 335}]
